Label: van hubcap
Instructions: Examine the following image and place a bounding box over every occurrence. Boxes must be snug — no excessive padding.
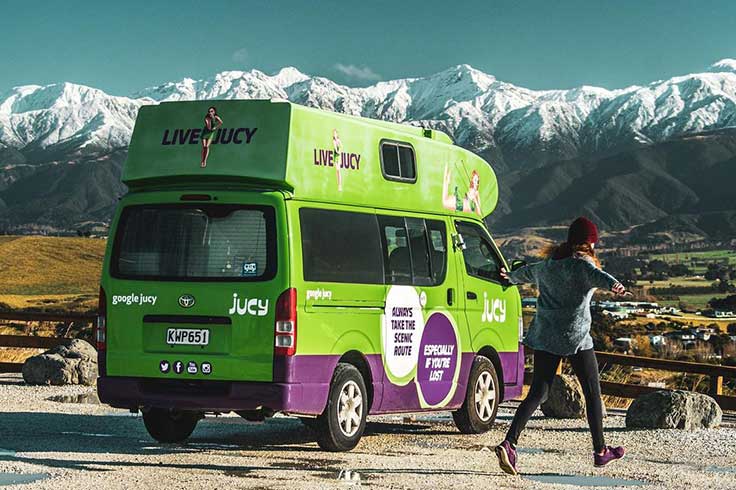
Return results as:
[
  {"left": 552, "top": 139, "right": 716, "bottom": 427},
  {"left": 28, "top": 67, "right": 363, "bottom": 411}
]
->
[
  {"left": 474, "top": 371, "right": 495, "bottom": 421},
  {"left": 337, "top": 381, "right": 363, "bottom": 437}
]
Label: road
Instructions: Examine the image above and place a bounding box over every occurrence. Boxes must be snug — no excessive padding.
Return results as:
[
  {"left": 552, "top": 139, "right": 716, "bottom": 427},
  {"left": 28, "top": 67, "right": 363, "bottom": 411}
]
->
[{"left": 0, "top": 374, "right": 735, "bottom": 489}]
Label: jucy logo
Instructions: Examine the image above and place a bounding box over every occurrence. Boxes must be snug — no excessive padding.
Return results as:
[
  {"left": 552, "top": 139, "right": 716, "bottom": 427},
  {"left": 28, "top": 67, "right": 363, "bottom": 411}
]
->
[
  {"left": 160, "top": 127, "right": 258, "bottom": 146},
  {"left": 481, "top": 292, "right": 506, "bottom": 323},
  {"left": 228, "top": 293, "right": 269, "bottom": 317}
]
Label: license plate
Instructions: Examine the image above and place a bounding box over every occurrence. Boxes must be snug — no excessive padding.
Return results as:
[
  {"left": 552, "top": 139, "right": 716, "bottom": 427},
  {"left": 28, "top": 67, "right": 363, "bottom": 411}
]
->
[{"left": 166, "top": 328, "right": 210, "bottom": 346}]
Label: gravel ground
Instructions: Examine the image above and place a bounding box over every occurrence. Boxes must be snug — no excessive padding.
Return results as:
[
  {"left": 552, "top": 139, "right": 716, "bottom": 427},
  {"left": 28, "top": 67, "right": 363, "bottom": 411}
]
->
[{"left": 0, "top": 374, "right": 735, "bottom": 489}]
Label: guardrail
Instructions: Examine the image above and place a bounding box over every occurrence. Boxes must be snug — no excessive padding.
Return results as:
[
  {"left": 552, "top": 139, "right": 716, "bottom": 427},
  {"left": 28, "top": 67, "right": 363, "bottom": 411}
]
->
[
  {"left": 0, "top": 311, "right": 95, "bottom": 373},
  {"left": 524, "top": 350, "right": 736, "bottom": 411},
  {"left": 595, "top": 351, "right": 736, "bottom": 411}
]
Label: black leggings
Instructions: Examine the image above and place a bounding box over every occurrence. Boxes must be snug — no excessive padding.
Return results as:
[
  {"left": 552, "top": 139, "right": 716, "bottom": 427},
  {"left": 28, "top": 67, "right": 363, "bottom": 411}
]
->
[{"left": 505, "top": 348, "right": 605, "bottom": 452}]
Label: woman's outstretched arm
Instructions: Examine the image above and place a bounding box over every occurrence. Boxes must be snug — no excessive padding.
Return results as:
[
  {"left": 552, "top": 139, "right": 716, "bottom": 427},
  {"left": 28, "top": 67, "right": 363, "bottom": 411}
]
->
[{"left": 501, "top": 263, "right": 538, "bottom": 285}]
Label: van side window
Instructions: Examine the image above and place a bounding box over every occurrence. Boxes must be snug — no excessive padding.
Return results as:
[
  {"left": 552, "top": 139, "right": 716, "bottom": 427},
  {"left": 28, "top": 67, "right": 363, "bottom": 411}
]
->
[
  {"left": 380, "top": 141, "right": 416, "bottom": 182},
  {"left": 379, "top": 216, "right": 446, "bottom": 286},
  {"left": 300, "top": 208, "right": 384, "bottom": 284},
  {"left": 379, "top": 215, "right": 411, "bottom": 285},
  {"left": 455, "top": 221, "right": 503, "bottom": 282}
]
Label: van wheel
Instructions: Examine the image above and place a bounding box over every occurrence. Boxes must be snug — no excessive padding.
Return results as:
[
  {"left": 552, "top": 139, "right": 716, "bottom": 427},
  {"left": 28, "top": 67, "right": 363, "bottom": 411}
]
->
[
  {"left": 143, "top": 408, "right": 201, "bottom": 443},
  {"left": 452, "top": 356, "right": 499, "bottom": 434},
  {"left": 315, "top": 363, "right": 367, "bottom": 451}
]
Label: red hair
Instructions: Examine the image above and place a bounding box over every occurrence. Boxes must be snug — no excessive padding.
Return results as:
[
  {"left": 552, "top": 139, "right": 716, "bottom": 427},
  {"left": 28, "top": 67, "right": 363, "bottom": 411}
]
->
[
  {"left": 540, "top": 242, "right": 601, "bottom": 268},
  {"left": 469, "top": 170, "right": 480, "bottom": 190}
]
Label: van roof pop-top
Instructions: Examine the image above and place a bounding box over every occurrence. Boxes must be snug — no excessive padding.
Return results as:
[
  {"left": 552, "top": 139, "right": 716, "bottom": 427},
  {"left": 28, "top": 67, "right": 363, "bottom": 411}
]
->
[{"left": 97, "top": 99, "right": 523, "bottom": 451}]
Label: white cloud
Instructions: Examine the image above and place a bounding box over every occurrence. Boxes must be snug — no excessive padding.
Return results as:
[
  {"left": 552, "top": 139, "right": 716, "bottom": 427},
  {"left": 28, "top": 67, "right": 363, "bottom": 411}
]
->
[
  {"left": 232, "top": 48, "right": 249, "bottom": 64},
  {"left": 334, "top": 63, "right": 381, "bottom": 81}
]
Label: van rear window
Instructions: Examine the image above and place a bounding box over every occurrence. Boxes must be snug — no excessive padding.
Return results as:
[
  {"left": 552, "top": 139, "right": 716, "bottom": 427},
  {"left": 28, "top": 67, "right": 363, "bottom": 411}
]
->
[{"left": 112, "top": 204, "right": 276, "bottom": 281}]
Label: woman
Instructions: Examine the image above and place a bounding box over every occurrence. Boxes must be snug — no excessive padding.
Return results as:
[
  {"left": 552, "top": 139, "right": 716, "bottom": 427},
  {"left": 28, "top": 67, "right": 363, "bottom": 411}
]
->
[
  {"left": 442, "top": 164, "right": 482, "bottom": 216},
  {"left": 333, "top": 129, "right": 343, "bottom": 191},
  {"left": 201, "top": 106, "right": 223, "bottom": 168},
  {"left": 495, "top": 217, "right": 626, "bottom": 475}
]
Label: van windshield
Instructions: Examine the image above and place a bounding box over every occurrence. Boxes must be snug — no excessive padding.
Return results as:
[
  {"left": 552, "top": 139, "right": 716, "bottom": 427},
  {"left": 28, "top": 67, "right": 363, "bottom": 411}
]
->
[{"left": 112, "top": 204, "right": 276, "bottom": 281}]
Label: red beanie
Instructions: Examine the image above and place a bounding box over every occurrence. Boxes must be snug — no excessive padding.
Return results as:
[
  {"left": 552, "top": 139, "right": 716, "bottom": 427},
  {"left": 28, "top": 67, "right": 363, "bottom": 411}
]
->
[{"left": 568, "top": 217, "right": 599, "bottom": 245}]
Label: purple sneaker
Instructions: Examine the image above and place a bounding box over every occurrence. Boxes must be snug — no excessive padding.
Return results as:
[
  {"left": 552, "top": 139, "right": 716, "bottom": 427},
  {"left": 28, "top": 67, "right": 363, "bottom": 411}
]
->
[
  {"left": 594, "top": 446, "right": 625, "bottom": 467},
  {"left": 495, "top": 440, "right": 518, "bottom": 475}
]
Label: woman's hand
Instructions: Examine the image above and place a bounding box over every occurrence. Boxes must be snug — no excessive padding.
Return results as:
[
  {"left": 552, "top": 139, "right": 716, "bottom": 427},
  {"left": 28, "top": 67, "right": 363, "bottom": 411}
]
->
[{"left": 611, "top": 282, "right": 627, "bottom": 295}]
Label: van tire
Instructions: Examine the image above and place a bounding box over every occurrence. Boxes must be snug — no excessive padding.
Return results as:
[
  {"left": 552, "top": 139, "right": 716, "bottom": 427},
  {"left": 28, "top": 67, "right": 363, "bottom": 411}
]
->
[
  {"left": 315, "top": 363, "right": 367, "bottom": 451},
  {"left": 143, "top": 408, "right": 201, "bottom": 443},
  {"left": 452, "top": 356, "right": 499, "bottom": 434}
]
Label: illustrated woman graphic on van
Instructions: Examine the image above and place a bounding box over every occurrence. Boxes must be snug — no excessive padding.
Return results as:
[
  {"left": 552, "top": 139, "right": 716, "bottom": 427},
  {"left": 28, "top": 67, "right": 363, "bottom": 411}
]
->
[
  {"left": 333, "top": 129, "right": 343, "bottom": 191},
  {"left": 442, "top": 163, "right": 482, "bottom": 216},
  {"left": 201, "top": 106, "right": 223, "bottom": 168}
]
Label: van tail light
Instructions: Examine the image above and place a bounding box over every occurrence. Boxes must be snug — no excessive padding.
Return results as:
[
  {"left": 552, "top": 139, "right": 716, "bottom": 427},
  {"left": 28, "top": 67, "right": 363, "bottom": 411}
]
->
[
  {"left": 96, "top": 287, "right": 107, "bottom": 351},
  {"left": 274, "top": 288, "right": 297, "bottom": 356}
]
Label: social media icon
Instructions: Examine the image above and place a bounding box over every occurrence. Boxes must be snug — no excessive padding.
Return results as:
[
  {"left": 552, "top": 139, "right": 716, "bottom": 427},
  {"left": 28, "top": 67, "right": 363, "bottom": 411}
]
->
[
  {"left": 159, "top": 360, "right": 170, "bottom": 373},
  {"left": 201, "top": 362, "right": 212, "bottom": 375},
  {"left": 173, "top": 360, "right": 184, "bottom": 374},
  {"left": 187, "top": 361, "right": 198, "bottom": 375}
]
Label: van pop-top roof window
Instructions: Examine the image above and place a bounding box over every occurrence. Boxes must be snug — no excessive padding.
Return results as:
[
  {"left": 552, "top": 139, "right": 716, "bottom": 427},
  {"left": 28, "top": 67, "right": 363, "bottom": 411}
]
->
[{"left": 380, "top": 140, "right": 416, "bottom": 183}]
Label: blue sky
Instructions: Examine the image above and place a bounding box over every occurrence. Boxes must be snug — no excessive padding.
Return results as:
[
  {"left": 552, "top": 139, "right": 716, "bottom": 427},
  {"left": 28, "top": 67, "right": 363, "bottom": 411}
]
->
[{"left": 1, "top": 0, "right": 734, "bottom": 94}]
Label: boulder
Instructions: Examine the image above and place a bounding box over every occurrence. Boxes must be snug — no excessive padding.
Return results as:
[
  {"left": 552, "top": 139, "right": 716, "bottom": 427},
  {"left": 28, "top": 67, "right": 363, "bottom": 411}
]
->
[
  {"left": 625, "top": 390, "right": 722, "bottom": 430},
  {"left": 22, "top": 339, "right": 98, "bottom": 386},
  {"left": 541, "top": 375, "right": 586, "bottom": 418}
]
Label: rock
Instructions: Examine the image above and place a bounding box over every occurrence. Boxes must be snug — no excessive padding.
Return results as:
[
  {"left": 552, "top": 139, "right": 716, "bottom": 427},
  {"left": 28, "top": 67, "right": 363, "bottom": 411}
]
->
[
  {"left": 626, "top": 390, "right": 722, "bottom": 430},
  {"left": 541, "top": 375, "right": 586, "bottom": 418},
  {"left": 22, "top": 339, "right": 98, "bottom": 386}
]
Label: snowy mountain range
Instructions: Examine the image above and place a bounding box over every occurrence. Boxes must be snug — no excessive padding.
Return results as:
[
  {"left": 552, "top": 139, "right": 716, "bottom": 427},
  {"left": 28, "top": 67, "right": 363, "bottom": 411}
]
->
[{"left": 1, "top": 60, "right": 736, "bottom": 236}]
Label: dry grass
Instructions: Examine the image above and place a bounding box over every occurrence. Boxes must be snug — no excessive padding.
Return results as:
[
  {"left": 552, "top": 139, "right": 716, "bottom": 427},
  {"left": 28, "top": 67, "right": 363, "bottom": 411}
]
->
[
  {"left": 0, "top": 347, "right": 43, "bottom": 363},
  {"left": 619, "top": 314, "right": 734, "bottom": 332},
  {"left": 0, "top": 294, "right": 98, "bottom": 312},
  {"left": 0, "top": 236, "right": 106, "bottom": 296},
  {"left": 0, "top": 322, "right": 65, "bottom": 363}
]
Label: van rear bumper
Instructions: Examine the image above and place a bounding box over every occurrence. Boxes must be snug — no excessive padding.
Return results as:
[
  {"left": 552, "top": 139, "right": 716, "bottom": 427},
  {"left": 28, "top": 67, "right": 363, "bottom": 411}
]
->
[{"left": 97, "top": 376, "right": 328, "bottom": 415}]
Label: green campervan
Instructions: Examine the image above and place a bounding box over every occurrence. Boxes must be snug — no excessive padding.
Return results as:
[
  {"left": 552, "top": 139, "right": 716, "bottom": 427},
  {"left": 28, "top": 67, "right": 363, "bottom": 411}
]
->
[{"left": 97, "top": 99, "right": 524, "bottom": 451}]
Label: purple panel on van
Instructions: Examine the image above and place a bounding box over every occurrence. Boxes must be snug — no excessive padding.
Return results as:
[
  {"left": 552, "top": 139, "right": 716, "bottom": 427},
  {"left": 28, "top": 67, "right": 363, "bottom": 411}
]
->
[{"left": 98, "top": 347, "right": 524, "bottom": 414}]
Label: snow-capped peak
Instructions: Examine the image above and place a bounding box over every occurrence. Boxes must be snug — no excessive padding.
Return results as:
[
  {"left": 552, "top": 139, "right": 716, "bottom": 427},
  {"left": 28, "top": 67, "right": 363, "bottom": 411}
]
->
[
  {"left": 2, "top": 58, "right": 736, "bottom": 170},
  {"left": 709, "top": 59, "right": 736, "bottom": 73},
  {"left": 271, "top": 67, "right": 310, "bottom": 87}
]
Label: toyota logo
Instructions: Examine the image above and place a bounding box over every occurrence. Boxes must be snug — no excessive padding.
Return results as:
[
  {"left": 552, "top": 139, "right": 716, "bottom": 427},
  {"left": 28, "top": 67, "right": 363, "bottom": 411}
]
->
[{"left": 178, "top": 294, "right": 195, "bottom": 308}]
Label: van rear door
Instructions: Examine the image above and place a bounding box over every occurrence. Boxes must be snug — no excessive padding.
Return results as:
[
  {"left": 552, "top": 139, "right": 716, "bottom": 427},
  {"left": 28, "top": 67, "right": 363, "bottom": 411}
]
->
[{"left": 104, "top": 192, "right": 287, "bottom": 382}]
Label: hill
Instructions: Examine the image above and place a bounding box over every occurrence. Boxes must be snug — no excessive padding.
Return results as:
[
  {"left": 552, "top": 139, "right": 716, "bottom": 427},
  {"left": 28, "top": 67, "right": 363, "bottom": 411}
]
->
[
  {"left": 0, "top": 236, "right": 105, "bottom": 311},
  {"left": 490, "top": 128, "right": 736, "bottom": 240}
]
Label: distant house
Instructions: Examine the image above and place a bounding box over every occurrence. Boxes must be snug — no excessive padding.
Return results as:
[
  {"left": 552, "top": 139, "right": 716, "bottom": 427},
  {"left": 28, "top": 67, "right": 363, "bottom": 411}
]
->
[
  {"left": 665, "top": 330, "right": 696, "bottom": 342},
  {"left": 716, "top": 310, "right": 736, "bottom": 318},
  {"left": 649, "top": 334, "right": 667, "bottom": 348},
  {"left": 614, "top": 337, "right": 633, "bottom": 350},
  {"left": 603, "top": 309, "right": 629, "bottom": 320},
  {"left": 705, "top": 310, "right": 736, "bottom": 319},
  {"left": 655, "top": 306, "right": 680, "bottom": 315}
]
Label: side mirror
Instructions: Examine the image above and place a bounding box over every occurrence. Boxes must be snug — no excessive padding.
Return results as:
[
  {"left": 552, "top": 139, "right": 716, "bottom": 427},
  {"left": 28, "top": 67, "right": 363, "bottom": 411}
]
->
[
  {"left": 452, "top": 233, "right": 466, "bottom": 251},
  {"left": 510, "top": 259, "right": 527, "bottom": 271}
]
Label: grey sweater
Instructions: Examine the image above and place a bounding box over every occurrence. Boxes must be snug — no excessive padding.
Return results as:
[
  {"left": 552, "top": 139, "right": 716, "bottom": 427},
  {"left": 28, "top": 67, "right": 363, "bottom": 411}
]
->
[{"left": 509, "top": 254, "right": 620, "bottom": 356}]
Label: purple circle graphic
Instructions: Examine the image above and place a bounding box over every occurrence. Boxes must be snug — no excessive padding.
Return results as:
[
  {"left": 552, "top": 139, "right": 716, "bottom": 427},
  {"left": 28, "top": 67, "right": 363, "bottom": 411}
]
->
[{"left": 416, "top": 312, "right": 459, "bottom": 406}]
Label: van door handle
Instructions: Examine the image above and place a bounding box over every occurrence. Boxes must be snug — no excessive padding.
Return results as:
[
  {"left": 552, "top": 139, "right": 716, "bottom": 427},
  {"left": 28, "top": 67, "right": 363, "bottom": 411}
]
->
[
  {"left": 447, "top": 288, "right": 454, "bottom": 306},
  {"left": 466, "top": 291, "right": 477, "bottom": 300}
]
